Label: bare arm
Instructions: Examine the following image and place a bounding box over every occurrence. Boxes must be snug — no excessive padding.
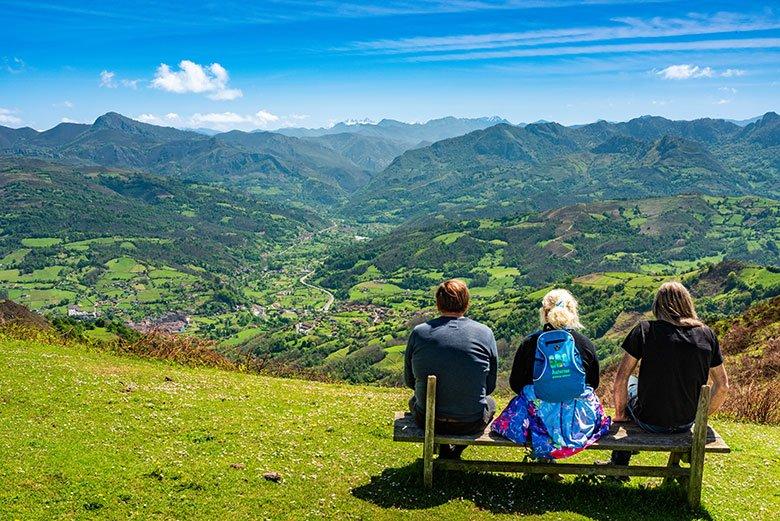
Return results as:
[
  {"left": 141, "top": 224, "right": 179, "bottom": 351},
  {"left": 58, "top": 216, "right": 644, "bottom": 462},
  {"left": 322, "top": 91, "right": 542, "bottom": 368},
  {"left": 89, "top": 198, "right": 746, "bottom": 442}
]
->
[
  {"left": 612, "top": 353, "right": 639, "bottom": 422},
  {"left": 708, "top": 364, "right": 730, "bottom": 414}
]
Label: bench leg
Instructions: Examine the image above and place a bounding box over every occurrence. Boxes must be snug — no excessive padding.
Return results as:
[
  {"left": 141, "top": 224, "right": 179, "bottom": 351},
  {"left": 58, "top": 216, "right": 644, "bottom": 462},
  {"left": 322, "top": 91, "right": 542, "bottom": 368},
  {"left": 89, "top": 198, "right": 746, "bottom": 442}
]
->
[
  {"left": 423, "top": 443, "right": 434, "bottom": 488},
  {"left": 662, "top": 453, "right": 682, "bottom": 488},
  {"left": 687, "top": 385, "right": 711, "bottom": 509},
  {"left": 423, "top": 375, "right": 437, "bottom": 488}
]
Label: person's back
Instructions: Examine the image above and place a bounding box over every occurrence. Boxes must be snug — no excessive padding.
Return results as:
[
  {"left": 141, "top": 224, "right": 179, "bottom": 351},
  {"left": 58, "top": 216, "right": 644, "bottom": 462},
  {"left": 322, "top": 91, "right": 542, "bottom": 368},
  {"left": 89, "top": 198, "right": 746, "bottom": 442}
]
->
[
  {"left": 404, "top": 279, "right": 498, "bottom": 444},
  {"left": 624, "top": 319, "right": 721, "bottom": 427},
  {"left": 609, "top": 281, "right": 729, "bottom": 469},
  {"left": 407, "top": 315, "right": 496, "bottom": 422},
  {"left": 494, "top": 289, "right": 610, "bottom": 461}
]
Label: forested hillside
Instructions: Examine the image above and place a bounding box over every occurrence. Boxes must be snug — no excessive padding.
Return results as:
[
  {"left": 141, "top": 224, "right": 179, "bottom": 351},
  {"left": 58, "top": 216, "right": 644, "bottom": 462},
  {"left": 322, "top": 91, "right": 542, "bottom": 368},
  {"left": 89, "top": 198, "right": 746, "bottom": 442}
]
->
[{"left": 350, "top": 113, "right": 780, "bottom": 222}]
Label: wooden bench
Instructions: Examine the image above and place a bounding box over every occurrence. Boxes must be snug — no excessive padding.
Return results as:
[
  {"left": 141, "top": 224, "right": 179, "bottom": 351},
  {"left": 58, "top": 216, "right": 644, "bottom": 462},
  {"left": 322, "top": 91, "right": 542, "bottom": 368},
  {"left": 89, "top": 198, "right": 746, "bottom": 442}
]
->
[{"left": 393, "top": 375, "right": 730, "bottom": 508}]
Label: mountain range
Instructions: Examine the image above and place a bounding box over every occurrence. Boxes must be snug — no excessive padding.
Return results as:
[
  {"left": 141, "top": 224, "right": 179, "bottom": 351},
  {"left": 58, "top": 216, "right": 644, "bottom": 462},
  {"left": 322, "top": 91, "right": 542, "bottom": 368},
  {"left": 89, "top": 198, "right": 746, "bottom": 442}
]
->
[
  {"left": 349, "top": 112, "right": 780, "bottom": 221},
  {"left": 1, "top": 111, "right": 778, "bottom": 218}
]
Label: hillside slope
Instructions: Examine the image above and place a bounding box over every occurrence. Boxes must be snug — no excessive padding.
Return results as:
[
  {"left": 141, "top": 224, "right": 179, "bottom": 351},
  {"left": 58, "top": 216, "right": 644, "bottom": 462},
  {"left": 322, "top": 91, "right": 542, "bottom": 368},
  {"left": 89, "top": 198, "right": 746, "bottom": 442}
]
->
[
  {"left": 0, "top": 335, "right": 777, "bottom": 520},
  {"left": 349, "top": 113, "right": 779, "bottom": 222},
  {"left": 0, "top": 113, "right": 371, "bottom": 206},
  {"left": 322, "top": 195, "right": 780, "bottom": 292}
]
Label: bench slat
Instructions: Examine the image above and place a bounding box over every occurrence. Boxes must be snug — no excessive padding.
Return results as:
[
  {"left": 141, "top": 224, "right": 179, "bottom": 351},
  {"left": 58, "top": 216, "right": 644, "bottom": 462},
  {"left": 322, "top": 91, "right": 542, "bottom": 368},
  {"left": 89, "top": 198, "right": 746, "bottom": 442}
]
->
[
  {"left": 393, "top": 412, "right": 730, "bottom": 453},
  {"left": 436, "top": 459, "right": 691, "bottom": 477}
]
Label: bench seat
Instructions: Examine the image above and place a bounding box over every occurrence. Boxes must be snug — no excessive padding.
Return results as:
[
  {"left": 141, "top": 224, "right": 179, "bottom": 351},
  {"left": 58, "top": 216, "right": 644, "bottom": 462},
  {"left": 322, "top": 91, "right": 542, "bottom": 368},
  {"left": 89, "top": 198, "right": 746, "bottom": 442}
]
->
[{"left": 393, "top": 411, "right": 731, "bottom": 454}]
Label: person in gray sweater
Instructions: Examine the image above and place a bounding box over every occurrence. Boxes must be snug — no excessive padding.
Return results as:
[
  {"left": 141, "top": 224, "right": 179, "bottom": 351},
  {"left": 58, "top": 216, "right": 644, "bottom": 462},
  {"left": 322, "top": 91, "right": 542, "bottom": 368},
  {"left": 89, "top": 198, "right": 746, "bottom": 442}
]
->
[{"left": 404, "top": 279, "right": 498, "bottom": 459}]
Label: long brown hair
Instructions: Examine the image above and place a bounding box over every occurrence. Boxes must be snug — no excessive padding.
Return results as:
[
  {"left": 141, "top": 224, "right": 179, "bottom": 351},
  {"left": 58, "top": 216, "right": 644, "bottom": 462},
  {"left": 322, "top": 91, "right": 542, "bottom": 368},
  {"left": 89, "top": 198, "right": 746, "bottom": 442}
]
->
[{"left": 652, "top": 281, "right": 704, "bottom": 327}]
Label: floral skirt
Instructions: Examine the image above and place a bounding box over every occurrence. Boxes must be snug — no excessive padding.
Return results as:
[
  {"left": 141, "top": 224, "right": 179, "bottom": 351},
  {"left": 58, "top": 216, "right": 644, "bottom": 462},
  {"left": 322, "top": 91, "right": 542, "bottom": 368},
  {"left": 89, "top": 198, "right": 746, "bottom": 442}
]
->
[{"left": 491, "top": 384, "right": 611, "bottom": 459}]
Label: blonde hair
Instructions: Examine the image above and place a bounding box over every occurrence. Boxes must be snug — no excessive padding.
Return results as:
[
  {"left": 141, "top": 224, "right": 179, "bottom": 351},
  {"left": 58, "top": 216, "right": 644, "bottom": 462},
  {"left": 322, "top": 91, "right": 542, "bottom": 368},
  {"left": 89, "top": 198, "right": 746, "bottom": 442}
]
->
[
  {"left": 653, "top": 281, "right": 703, "bottom": 328},
  {"left": 539, "top": 288, "right": 583, "bottom": 329}
]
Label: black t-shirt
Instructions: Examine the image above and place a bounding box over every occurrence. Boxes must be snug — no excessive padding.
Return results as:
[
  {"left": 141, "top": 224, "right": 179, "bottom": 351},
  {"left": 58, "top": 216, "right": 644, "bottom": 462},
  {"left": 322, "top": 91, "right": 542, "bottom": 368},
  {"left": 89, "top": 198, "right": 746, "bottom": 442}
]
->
[
  {"left": 622, "top": 320, "right": 723, "bottom": 427},
  {"left": 509, "top": 325, "right": 600, "bottom": 395}
]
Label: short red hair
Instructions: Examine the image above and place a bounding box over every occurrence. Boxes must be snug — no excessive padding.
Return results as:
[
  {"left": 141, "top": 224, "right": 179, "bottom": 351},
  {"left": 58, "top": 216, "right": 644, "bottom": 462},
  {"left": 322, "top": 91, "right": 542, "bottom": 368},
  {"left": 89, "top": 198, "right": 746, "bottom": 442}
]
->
[{"left": 436, "top": 279, "right": 470, "bottom": 314}]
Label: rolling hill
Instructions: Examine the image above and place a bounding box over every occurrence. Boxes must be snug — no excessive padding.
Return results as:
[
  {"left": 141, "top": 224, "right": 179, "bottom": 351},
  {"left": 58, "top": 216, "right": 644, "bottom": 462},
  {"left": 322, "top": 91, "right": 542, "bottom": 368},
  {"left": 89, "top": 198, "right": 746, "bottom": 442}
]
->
[
  {"left": 348, "top": 113, "right": 780, "bottom": 222},
  {"left": 322, "top": 195, "right": 779, "bottom": 292},
  {"left": 0, "top": 157, "right": 322, "bottom": 318}
]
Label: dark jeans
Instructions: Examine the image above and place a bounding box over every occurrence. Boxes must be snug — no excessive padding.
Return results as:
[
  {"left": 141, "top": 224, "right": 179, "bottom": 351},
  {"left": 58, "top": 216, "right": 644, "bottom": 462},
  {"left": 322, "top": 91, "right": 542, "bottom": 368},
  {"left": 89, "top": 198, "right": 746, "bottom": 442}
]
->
[
  {"left": 611, "top": 376, "right": 694, "bottom": 465},
  {"left": 410, "top": 396, "right": 496, "bottom": 458}
]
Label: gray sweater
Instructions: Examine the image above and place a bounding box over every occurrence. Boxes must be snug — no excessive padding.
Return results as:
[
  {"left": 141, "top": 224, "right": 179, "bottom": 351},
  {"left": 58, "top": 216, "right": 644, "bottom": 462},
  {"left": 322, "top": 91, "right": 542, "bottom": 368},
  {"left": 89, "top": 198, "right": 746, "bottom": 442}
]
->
[{"left": 404, "top": 316, "right": 498, "bottom": 422}]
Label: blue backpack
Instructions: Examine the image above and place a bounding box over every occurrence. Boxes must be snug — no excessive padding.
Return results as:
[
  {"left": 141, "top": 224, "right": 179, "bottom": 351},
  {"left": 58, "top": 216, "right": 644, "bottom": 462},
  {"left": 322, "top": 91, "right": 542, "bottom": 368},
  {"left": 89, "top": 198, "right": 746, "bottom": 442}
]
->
[{"left": 532, "top": 329, "right": 586, "bottom": 402}]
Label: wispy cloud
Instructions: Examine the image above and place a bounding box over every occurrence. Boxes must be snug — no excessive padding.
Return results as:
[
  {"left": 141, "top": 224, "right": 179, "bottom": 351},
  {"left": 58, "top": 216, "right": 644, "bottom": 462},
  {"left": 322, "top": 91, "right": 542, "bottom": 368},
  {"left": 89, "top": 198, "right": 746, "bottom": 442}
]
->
[
  {"left": 99, "top": 70, "right": 117, "bottom": 88},
  {"left": 404, "top": 38, "right": 780, "bottom": 62},
  {"left": 0, "top": 107, "right": 22, "bottom": 126},
  {"left": 53, "top": 100, "right": 75, "bottom": 108},
  {"left": 151, "top": 60, "right": 242, "bottom": 100},
  {"left": 721, "top": 68, "right": 746, "bottom": 77},
  {"left": 3, "top": 1, "right": 670, "bottom": 27},
  {"left": 655, "top": 64, "right": 749, "bottom": 80},
  {"left": 99, "top": 70, "right": 142, "bottom": 89},
  {"left": 342, "top": 12, "right": 780, "bottom": 56},
  {"left": 2, "top": 56, "right": 26, "bottom": 74}
]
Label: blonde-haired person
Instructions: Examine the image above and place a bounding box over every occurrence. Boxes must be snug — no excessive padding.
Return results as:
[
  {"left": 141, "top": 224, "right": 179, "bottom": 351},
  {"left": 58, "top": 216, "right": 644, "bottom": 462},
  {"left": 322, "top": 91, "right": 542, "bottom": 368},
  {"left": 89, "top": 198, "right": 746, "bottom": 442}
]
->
[
  {"left": 509, "top": 289, "right": 599, "bottom": 393},
  {"left": 494, "top": 288, "right": 609, "bottom": 463},
  {"left": 609, "top": 281, "right": 729, "bottom": 468}
]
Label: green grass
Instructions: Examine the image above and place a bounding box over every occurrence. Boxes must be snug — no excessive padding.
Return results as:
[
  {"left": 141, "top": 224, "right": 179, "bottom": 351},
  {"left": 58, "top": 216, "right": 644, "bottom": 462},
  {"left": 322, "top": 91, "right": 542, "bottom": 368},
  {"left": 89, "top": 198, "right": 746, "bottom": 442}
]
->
[
  {"left": 433, "top": 232, "right": 466, "bottom": 245},
  {"left": 220, "top": 327, "right": 265, "bottom": 348},
  {"left": 0, "top": 337, "right": 777, "bottom": 520},
  {"left": 21, "top": 237, "right": 62, "bottom": 247},
  {"left": 0, "top": 248, "right": 30, "bottom": 267},
  {"left": 349, "top": 281, "right": 404, "bottom": 301}
]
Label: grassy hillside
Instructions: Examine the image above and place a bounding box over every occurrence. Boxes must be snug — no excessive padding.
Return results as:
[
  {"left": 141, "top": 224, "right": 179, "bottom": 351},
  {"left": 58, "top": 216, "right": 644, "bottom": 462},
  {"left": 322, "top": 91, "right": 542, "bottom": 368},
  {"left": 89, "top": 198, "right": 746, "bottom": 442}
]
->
[
  {"left": 0, "top": 157, "right": 323, "bottom": 323},
  {"left": 1, "top": 334, "right": 778, "bottom": 520},
  {"left": 322, "top": 195, "right": 779, "bottom": 293}
]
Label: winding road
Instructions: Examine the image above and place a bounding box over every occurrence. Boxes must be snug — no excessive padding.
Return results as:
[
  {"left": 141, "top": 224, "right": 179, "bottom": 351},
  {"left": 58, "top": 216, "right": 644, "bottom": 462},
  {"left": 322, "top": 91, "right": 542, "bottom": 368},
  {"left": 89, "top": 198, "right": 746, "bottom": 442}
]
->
[{"left": 292, "top": 222, "right": 339, "bottom": 313}]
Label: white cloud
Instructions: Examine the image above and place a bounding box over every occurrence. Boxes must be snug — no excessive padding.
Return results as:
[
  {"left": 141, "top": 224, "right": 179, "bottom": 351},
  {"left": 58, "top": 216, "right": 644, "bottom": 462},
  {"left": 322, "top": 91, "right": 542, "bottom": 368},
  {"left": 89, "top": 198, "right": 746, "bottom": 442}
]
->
[
  {"left": 99, "top": 70, "right": 117, "bottom": 88},
  {"left": 656, "top": 64, "right": 751, "bottom": 80},
  {"left": 651, "top": 99, "right": 671, "bottom": 106},
  {"left": 188, "top": 109, "right": 284, "bottom": 130},
  {"left": 721, "top": 68, "right": 746, "bottom": 77},
  {"left": 719, "top": 86, "right": 738, "bottom": 94},
  {"left": 0, "top": 107, "right": 22, "bottom": 125},
  {"left": 190, "top": 112, "right": 248, "bottom": 127},
  {"left": 165, "top": 113, "right": 180, "bottom": 121},
  {"left": 53, "top": 100, "right": 75, "bottom": 108},
  {"left": 60, "top": 117, "right": 85, "bottom": 124},
  {"left": 656, "top": 64, "right": 713, "bottom": 80},
  {"left": 135, "top": 113, "right": 164, "bottom": 124},
  {"left": 100, "top": 70, "right": 142, "bottom": 89},
  {"left": 716, "top": 99, "right": 732, "bottom": 105},
  {"left": 151, "top": 60, "right": 243, "bottom": 100},
  {"left": 254, "top": 109, "right": 280, "bottom": 125}
]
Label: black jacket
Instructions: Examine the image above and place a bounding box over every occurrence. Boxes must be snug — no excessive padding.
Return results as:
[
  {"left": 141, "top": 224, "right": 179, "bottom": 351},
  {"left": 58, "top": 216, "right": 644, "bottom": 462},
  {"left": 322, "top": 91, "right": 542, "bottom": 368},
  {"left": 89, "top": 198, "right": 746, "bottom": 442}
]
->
[{"left": 509, "top": 325, "right": 600, "bottom": 395}]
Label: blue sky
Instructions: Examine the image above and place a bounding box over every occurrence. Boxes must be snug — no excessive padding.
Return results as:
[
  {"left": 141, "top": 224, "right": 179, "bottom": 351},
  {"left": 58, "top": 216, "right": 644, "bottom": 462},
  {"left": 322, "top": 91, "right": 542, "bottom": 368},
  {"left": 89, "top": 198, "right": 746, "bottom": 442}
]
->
[{"left": 1, "top": 0, "right": 779, "bottom": 131}]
